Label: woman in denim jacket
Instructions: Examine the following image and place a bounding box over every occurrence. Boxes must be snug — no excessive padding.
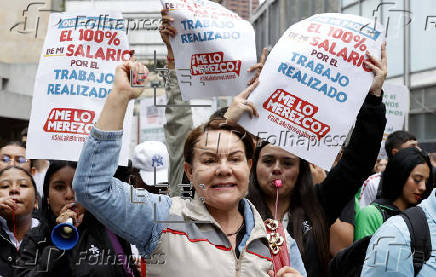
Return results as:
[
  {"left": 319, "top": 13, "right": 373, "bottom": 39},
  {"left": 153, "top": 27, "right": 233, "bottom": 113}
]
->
[{"left": 72, "top": 60, "right": 306, "bottom": 277}]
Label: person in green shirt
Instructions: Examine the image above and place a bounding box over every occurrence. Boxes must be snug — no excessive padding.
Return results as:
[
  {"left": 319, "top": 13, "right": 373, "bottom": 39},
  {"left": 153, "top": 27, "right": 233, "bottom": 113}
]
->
[{"left": 354, "top": 147, "right": 433, "bottom": 240}]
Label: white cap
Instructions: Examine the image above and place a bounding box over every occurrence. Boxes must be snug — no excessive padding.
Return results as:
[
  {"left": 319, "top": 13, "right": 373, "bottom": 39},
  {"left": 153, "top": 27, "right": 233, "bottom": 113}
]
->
[{"left": 132, "top": 141, "right": 169, "bottom": 185}]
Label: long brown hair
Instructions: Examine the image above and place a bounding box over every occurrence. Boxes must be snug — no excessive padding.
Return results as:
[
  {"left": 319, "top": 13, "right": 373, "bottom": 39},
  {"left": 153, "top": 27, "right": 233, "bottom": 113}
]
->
[{"left": 247, "top": 140, "right": 330, "bottom": 275}]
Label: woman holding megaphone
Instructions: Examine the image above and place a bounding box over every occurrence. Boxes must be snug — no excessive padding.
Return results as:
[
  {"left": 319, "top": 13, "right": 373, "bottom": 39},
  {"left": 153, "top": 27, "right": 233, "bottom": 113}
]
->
[{"left": 15, "top": 160, "right": 140, "bottom": 277}]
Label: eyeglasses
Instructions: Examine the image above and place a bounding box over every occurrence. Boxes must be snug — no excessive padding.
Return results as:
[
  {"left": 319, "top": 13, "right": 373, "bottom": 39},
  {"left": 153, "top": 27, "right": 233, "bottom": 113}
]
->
[{"left": 1, "top": 154, "right": 28, "bottom": 164}]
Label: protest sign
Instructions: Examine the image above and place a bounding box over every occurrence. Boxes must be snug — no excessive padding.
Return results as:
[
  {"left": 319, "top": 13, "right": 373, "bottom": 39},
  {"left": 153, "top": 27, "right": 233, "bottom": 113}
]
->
[
  {"left": 160, "top": 0, "right": 256, "bottom": 100},
  {"left": 378, "top": 83, "right": 409, "bottom": 159},
  {"left": 139, "top": 95, "right": 167, "bottom": 142},
  {"left": 239, "top": 13, "right": 385, "bottom": 170},
  {"left": 26, "top": 11, "right": 133, "bottom": 165}
]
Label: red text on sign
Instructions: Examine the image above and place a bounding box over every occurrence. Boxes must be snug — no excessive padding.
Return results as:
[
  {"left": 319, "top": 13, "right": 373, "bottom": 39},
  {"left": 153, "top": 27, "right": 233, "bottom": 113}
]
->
[
  {"left": 263, "top": 89, "right": 330, "bottom": 140},
  {"left": 191, "top": 52, "right": 241, "bottom": 76},
  {"left": 43, "top": 108, "right": 95, "bottom": 136}
]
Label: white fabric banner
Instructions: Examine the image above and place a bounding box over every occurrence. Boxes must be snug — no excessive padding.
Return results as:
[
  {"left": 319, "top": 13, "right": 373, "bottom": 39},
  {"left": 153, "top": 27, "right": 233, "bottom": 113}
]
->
[
  {"left": 239, "top": 13, "right": 385, "bottom": 170},
  {"left": 27, "top": 11, "right": 133, "bottom": 165},
  {"left": 378, "top": 83, "right": 409, "bottom": 159},
  {"left": 160, "top": 0, "right": 256, "bottom": 100}
]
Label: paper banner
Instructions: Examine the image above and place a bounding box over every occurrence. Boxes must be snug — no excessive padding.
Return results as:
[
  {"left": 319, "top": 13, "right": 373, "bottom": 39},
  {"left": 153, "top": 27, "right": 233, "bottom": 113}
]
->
[
  {"left": 161, "top": 0, "right": 256, "bottom": 100},
  {"left": 378, "top": 83, "right": 409, "bottom": 159},
  {"left": 27, "top": 11, "right": 133, "bottom": 165},
  {"left": 239, "top": 13, "right": 385, "bottom": 170}
]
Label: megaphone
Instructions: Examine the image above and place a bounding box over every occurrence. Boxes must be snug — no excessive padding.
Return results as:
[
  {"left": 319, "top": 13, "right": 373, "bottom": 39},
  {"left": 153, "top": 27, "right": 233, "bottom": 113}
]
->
[{"left": 51, "top": 218, "right": 79, "bottom": 250}]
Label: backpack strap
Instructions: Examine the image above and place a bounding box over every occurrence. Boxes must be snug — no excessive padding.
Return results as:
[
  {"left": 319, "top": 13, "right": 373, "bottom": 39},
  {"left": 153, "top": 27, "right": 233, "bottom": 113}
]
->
[
  {"left": 400, "top": 206, "right": 432, "bottom": 276},
  {"left": 373, "top": 204, "right": 390, "bottom": 222},
  {"left": 372, "top": 200, "right": 401, "bottom": 222}
]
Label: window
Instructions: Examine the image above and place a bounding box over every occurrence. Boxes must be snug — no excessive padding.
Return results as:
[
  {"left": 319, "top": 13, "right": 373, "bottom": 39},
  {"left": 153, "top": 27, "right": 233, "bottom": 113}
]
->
[
  {"left": 314, "top": 0, "right": 325, "bottom": 14},
  {"left": 342, "top": 0, "right": 359, "bottom": 8},
  {"left": 1, "top": 77, "right": 9, "bottom": 90},
  {"left": 285, "top": 0, "right": 300, "bottom": 28},
  {"left": 361, "top": 0, "right": 379, "bottom": 19},
  {"left": 299, "top": 0, "right": 312, "bottom": 20},
  {"left": 254, "top": 13, "right": 268, "bottom": 56},
  {"left": 326, "top": 0, "right": 340, "bottom": 12},
  {"left": 410, "top": 86, "right": 436, "bottom": 112},
  {"left": 409, "top": 86, "right": 436, "bottom": 142},
  {"left": 344, "top": 0, "right": 406, "bottom": 77},
  {"left": 381, "top": 0, "right": 405, "bottom": 77},
  {"left": 269, "top": 1, "right": 280, "bottom": 44},
  {"left": 410, "top": 0, "right": 436, "bottom": 72},
  {"left": 342, "top": 3, "right": 359, "bottom": 15},
  {"left": 409, "top": 113, "right": 436, "bottom": 142}
]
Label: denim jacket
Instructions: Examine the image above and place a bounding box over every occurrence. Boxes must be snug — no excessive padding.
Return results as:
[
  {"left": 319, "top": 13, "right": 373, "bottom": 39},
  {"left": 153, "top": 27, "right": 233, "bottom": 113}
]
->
[{"left": 73, "top": 127, "right": 307, "bottom": 276}]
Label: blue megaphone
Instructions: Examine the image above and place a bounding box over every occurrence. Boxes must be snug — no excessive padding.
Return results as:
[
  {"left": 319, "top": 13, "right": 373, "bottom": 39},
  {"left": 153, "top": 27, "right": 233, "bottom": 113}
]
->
[{"left": 51, "top": 218, "right": 79, "bottom": 250}]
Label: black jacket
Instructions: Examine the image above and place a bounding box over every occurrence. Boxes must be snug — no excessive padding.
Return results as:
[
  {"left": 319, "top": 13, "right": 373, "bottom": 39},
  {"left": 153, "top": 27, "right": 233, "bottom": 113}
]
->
[
  {"left": 14, "top": 212, "right": 140, "bottom": 277},
  {"left": 288, "top": 93, "right": 387, "bottom": 277},
  {"left": 0, "top": 223, "right": 19, "bottom": 277}
]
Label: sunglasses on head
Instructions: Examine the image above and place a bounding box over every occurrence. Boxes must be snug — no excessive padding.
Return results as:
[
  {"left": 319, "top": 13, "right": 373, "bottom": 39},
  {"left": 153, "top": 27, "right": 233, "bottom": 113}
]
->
[{"left": 1, "top": 154, "right": 28, "bottom": 164}]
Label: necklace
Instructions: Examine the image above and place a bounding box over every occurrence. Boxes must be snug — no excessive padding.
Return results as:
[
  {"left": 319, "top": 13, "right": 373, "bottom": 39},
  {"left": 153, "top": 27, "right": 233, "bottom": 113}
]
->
[{"left": 226, "top": 221, "right": 245, "bottom": 236}]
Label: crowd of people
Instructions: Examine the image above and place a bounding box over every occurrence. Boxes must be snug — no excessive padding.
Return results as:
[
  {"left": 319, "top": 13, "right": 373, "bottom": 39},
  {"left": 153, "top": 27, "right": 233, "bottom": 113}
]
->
[{"left": 1, "top": 8, "right": 435, "bottom": 277}]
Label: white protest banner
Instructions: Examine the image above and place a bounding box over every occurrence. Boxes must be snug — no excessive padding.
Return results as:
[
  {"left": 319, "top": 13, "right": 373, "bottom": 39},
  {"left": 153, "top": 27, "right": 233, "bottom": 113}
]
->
[
  {"left": 27, "top": 11, "right": 133, "bottom": 165},
  {"left": 378, "top": 83, "right": 409, "bottom": 159},
  {"left": 239, "top": 13, "right": 385, "bottom": 170},
  {"left": 139, "top": 95, "right": 167, "bottom": 142},
  {"left": 160, "top": 0, "right": 256, "bottom": 100}
]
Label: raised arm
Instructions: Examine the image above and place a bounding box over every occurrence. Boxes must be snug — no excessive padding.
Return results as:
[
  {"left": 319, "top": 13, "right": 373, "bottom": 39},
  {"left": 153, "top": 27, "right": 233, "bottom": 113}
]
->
[
  {"left": 95, "top": 60, "right": 147, "bottom": 131},
  {"left": 73, "top": 61, "right": 171, "bottom": 256},
  {"left": 316, "top": 42, "right": 388, "bottom": 225},
  {"left": 224, "top": 48, "right": 269, "bottom": 123}
]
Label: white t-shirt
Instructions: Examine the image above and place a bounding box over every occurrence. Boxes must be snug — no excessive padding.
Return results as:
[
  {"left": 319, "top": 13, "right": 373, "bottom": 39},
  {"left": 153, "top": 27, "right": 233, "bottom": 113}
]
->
[
  {"left": 358, "top": 172, "right": 381, "bottom": 209},
  {"left": 33, "top": 167, "right": 49, "bottom": 197}
]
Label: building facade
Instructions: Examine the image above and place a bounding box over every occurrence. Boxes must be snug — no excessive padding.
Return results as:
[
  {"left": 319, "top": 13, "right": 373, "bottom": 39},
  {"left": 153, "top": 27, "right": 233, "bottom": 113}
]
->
[
  {"left": 221, "top": 0, "right": 259, "bottom": 20},
  {"left": 251, "top": 0, "right": 340, "bottom": 56},
  {"left": 0, "top": 0, "right": 63, "bottom": 145}
]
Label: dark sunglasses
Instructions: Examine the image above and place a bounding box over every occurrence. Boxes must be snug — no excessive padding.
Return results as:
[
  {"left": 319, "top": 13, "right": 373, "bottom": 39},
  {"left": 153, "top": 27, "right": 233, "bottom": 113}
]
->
[{"left": 1, "top": 154, "right": 28, "bottom": 164}]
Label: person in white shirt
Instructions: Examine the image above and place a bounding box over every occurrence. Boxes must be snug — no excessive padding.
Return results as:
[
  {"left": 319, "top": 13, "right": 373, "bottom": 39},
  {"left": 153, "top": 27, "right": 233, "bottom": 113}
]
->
[{"left": 359, "top": 130, "right": 419, "bottom": 209}]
